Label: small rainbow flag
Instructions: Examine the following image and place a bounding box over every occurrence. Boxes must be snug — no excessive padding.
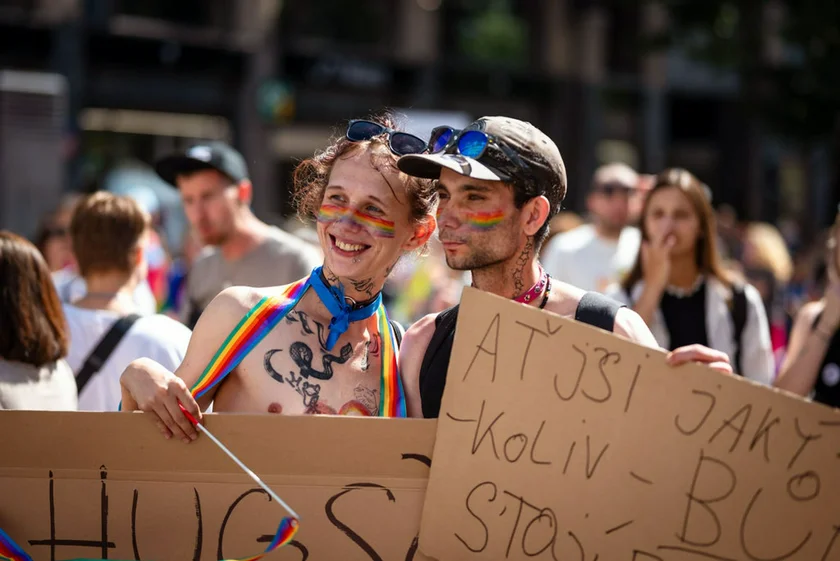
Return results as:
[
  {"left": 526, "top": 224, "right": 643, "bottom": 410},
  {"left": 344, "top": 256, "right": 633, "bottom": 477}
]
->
[
  {"left": 465, "top": 210, "right": 505, "bottom": 230},
  {"left": 190, "top": 281, "right": 307, "bottom": 399},
  {"left": 227, "top": 517, "right": 299, "bottom": 561},
  {"left": 0, "top": 528, "right": 33, "bottom": 561}
]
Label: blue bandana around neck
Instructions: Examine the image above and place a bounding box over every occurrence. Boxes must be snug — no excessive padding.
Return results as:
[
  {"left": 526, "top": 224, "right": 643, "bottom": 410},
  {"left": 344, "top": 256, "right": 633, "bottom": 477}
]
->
[{"left": 308, "top": 266, "right": 382, "bottom": 351}]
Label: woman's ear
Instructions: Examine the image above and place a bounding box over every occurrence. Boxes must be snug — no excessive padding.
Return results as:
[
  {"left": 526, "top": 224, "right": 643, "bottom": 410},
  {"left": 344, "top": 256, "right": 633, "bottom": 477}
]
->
[
  {"left": 522, "top": 196, "right": 550, "bottom": 238},
  {"left": 403, "top": 214, "right": 437, "bottom": 252}
]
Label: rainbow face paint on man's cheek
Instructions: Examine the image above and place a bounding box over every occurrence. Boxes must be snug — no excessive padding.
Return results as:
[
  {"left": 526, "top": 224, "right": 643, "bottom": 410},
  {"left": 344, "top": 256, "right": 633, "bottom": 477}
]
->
[{"left": 464, "top": 210, "right": 505, "bottom": 231}]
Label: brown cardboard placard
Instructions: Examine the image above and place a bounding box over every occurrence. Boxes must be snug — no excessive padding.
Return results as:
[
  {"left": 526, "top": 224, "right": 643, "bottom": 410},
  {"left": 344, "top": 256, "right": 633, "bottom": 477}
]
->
[
  {"left": 0, "top": 411, "right": 436, "bottom": 561},
  {"left": 419, "top": 287, "right": 840, "bottom": 561}
]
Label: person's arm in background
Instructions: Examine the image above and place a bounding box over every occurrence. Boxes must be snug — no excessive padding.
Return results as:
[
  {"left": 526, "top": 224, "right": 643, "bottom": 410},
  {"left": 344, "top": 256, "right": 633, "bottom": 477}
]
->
[{"left": 775, "top": 284, "right": 840, "bottom": 396}]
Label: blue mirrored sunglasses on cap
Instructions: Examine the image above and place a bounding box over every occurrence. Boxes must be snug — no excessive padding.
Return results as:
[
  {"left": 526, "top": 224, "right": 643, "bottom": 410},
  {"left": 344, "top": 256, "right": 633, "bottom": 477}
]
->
[
  {"left": 346, "top": 120, "right": 428, "bottom": 156},
  {"left": 428, "top": 126, "right": 531, "bottom": 172}
]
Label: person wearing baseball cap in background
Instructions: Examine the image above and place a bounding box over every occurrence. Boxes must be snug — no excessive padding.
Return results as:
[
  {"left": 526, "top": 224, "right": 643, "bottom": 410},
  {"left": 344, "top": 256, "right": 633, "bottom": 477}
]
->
[
  {"left": 156, "top": 141, "right": 322, "bottom": 328},
  {"left": 540, "top": 162, "right": 642, "bottom": 293},
  {"left": 395, "top": 116, "right": 735, "bottom": 418}
]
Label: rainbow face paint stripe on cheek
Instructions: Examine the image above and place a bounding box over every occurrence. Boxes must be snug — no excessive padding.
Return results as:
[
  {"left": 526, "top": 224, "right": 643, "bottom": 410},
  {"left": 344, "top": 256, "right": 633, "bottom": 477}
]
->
[
  {"left": 465, "top": 210, "right": 505, "bottom": 230},
  {"left": 317, "top": 204, "right": 395, "bottom": 238},
  {"left": 317, "top": 204, "right": 348, "bottom": 223},
  {"left": 352, "top": 210, "right": 395, "bottom": 238}
]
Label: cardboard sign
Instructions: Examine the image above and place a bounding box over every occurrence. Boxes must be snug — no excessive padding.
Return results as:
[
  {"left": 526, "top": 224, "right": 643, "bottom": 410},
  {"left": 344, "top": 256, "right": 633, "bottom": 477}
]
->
[
  {"left": 419, "top": 287, "right": 840, "bottom": 561},
  {"left": 0, "top": 411, "right": 436, "bottom": 561}
]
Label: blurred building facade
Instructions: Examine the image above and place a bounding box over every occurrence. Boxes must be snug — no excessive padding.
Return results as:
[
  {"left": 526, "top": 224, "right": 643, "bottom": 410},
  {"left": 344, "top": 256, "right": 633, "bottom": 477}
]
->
[{"left": 0, "top": 0, "right": 833, "bottom": 242}]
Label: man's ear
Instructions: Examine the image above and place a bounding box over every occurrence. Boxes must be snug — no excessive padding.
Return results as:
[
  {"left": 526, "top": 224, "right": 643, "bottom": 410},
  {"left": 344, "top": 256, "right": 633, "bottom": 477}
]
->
[
  {"left": 403, "top": 214, "right": 437, "bottom": 252},
  {"left": 237, "top": 180, "right": 253, "bottom": 206},
  {"left": 522, "top": 196, "right": 550, "bottom": 237}
]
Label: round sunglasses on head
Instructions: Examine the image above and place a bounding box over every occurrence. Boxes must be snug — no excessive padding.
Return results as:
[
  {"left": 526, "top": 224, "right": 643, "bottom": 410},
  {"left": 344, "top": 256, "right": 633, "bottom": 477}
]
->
[
  {"left": 346, "top": 120, "right": 427, "bottom": 156},
  {"left": 428, "top": 126, "right": 531, "bottom": 172}
]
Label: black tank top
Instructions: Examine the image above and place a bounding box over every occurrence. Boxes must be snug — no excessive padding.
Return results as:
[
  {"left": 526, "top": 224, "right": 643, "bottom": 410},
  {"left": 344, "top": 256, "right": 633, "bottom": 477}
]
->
[
  {"left": 810, "top": 312, "right": 840, "bottom": 408},
  {"left": 418, "top": 291, "right": 625, "bottom": 418}
]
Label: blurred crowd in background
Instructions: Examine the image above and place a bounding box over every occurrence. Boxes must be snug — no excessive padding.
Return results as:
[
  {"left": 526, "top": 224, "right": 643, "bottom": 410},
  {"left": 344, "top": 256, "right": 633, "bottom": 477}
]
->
[{"left": 2, "top": 0, "right": 840, "bottom": 411}]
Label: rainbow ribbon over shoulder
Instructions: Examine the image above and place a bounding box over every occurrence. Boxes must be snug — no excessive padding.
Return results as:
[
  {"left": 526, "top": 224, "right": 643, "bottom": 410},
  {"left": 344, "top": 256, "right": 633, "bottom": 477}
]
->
[
  {"left": 0, "top": 528, "right": 32, "bottom": 561},
  {"left": 377, "top": 306, "right": 405, "bottom": 417},
  {"left": 190, "top": 280, "right": 307, "bottom": 399}
]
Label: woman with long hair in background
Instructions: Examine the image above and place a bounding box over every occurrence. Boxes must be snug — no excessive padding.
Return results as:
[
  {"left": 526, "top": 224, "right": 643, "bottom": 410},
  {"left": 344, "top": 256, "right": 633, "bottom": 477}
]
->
[{"left": 607, "top": 168, "right": 774, "bottom": 384}]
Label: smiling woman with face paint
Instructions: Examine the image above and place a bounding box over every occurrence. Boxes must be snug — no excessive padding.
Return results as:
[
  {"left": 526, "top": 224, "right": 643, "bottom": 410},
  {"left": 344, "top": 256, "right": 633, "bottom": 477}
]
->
[
  {"left": 119, "top": 114, "right": 437, "bottom": 441},
  {"left": 606, "top": 168, "right": 774, "bottom": 384}
]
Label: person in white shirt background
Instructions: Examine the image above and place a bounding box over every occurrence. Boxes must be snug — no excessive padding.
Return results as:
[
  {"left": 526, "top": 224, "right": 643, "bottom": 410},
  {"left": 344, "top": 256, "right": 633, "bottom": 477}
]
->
[
  {"left": 540, "top": 162, "right": 641, "bottom": 293},
  {"left": 62, "top": 192, "right": 192, "bottom": 411},
  {"left": 40, "top": 192, "right": 160, "bottom": 315}
]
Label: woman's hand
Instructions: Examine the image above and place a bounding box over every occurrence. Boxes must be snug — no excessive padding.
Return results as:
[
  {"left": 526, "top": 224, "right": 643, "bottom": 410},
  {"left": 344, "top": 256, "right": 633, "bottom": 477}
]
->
[
  {"left": 120, "top": 357, "right": 202, "bottom": 443},
  {"left": 641, "top": 232, "right": 676, "bottom": 289}
]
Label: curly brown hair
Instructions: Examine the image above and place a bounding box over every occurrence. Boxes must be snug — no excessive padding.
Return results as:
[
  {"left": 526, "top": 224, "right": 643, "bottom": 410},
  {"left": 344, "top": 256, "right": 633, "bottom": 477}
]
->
[{"left": 293, "top": 112, "right": 437, "bottom": 251}]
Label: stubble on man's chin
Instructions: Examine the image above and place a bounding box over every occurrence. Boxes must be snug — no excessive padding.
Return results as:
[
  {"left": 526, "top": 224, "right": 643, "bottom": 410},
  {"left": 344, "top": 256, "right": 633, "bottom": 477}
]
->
[{"left": 445, "top": 250, "right": 508, "bottom": 272}]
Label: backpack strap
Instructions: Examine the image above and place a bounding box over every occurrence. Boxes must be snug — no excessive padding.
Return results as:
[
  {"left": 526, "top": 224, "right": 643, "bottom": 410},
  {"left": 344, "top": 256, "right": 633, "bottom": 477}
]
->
[
  {"left": 729, "top": 283, "right": 748, "bottom": 376},
  {"left": 389, "top": 318, "right": 405, "bottom": 348},
  {"left": 419, "top": 305, "right": 460, "bottom": 378},
  {"left": 575, "top": 292, "right": 624, "bottom": 333},
  {"left": 418, "top": 305, "right": 460, "bottom": 419},
  {"left": 76, "top": 314, "right": 141, "bottom": 394}
]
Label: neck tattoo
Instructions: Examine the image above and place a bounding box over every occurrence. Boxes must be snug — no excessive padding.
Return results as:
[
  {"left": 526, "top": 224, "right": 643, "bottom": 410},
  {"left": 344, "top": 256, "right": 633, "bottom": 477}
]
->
[{"left": 320, "top": 269, "right": 378, "bottom": 311}]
